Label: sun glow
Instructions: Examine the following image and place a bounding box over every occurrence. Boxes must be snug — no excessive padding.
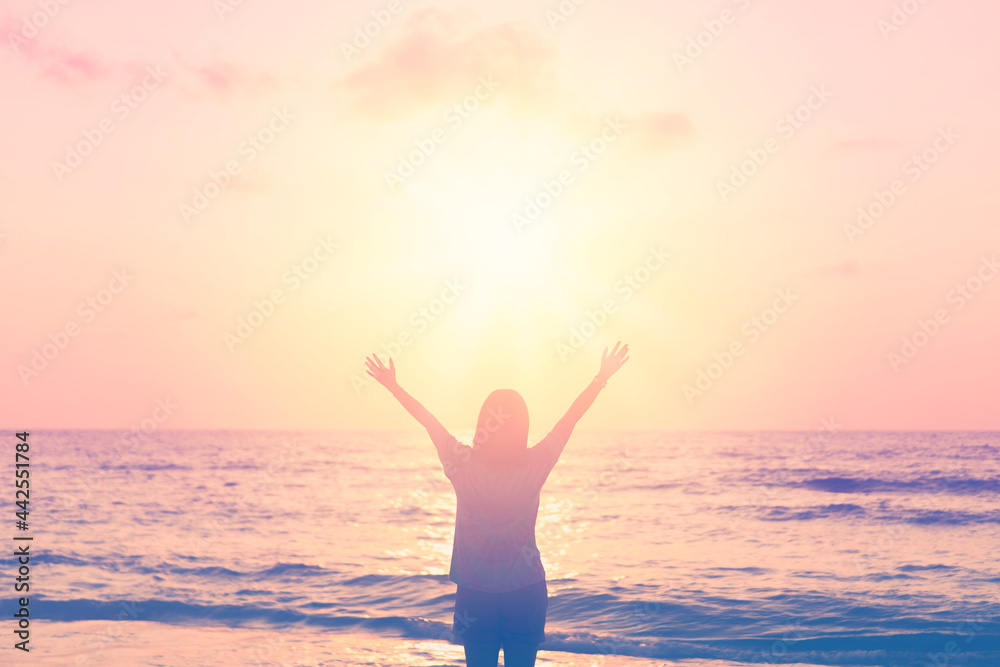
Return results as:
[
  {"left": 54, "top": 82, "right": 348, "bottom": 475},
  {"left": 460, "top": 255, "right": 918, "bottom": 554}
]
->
[
  {"left": 401, "top": 134, "right": 570, "bottom": 288},
  {"left": 382, "top": 112, "right": 622, "bottom": 368},
  {"left": 398, "top": 164, "right": 576, "bottom": 366}
]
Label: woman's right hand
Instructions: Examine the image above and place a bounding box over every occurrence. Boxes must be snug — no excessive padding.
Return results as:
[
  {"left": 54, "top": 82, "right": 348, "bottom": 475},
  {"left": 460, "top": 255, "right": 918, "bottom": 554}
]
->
[
  {"left": 365, "top": 353, "right": 399, "bottom": 392},
  {"left": 598, "top": 341, "right": 629, "bottom": 380}
]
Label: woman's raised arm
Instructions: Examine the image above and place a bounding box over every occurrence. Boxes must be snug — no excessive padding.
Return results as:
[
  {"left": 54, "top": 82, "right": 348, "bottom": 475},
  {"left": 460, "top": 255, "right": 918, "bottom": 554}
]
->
[
  {"left": 365, "top": 354, "right": 450, "bottom": 441},
  {"left": 554, "top": 341, "right": 629, "bottom": 434}
]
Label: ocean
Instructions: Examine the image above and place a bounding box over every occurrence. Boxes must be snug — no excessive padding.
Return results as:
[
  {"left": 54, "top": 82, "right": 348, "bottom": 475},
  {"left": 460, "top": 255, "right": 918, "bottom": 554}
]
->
[{"left": 4, "top": 429, "right": 999, "bottom": 666}]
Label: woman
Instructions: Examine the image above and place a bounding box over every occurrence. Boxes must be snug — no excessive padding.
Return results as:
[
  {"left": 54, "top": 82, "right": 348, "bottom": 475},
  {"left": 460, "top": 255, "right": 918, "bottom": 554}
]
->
[{"left": 365, "top": 342, "right": 629, "bottom": 666}]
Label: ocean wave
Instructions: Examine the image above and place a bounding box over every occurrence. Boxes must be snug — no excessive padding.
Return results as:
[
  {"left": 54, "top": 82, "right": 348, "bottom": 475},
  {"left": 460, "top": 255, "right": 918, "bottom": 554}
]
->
[
  {"left": 759, "top": 503, "right": 867, "bottom": 521},
  {"left": 255, "top": 562, "right": 333, "bottom": 578},
  {"left": 338, "top": 573, "right": 450, "bottom": 587},
  {"left": 165, "top": 565, "right": 245, "bottom": 577},
  {"left": 747, "top": 504, "right": 1000, "bottom": 526},
  {"left": 34, "top": 553, "right": 93, "bottom": 567},
  {"left": 897, "top": 564, "right": 958, "bottom": 572},
  {"left": 27, "top": 598, "right": 1000, "bottom": 666},
  {"left": 629, "top": 483, "right": 682, "bottom": 490},
  {"left": 540, "top": 629, "right": 1000, "bottom": 666},
  {"left": 97, "top": 463, "right": 191, "bottom": 472},
  {"left": 30, "top": 553, "right": 354, "bottom": 585},
  {"left": 799, "top": 476, "right": 1000, "bottom": 495}
]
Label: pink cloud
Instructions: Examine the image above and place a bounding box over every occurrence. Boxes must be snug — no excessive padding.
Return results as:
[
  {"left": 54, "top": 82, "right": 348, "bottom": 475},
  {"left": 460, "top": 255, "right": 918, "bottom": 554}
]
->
[
  {"left": 171, "top": 55, "right": 282, "bottom": 97},
  {"left": 336, "top": 8, "right": 694, "bottom": 153},
  {"left": 37, "top": 48, "right": 111, "bottom": 82},
  {"left": 2, "top": 14, "right": 110, "bottom": 82},
  {"left": 627, "top": 112, "right": 695, "bottom": 154},
  {"left": 337, "top": 8, "right": 564, "bottom": 116},
  {"left": 5, "top": 35, "right": 114, "bottom": 83},
  {"left": 3, "top": 18, "right": 278, "bottom": 97}
]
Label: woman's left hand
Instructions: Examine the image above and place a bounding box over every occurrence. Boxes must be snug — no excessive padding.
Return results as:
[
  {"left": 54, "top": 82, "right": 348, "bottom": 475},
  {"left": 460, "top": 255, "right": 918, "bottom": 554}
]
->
[{"left": 598, "top": 341, "right": 629, "bottom": 380}]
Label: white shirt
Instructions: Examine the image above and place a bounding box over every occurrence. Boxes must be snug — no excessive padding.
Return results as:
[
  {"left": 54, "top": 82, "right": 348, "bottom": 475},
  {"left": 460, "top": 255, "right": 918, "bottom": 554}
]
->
[{"left": 432, "top": 425, "right": 572, "bottom": 593}]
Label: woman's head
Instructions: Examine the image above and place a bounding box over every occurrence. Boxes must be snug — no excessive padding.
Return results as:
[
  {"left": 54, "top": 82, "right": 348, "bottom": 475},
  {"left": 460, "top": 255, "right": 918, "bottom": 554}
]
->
[{"left": 472, "top": 389, "right": 529, "bottom": 467}]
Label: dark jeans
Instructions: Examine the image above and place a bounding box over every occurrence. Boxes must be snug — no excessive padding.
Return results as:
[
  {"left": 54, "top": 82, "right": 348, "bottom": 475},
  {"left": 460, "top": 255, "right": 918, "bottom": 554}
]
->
[{"left": 453, "top": 580, "right": 547, "bottom": 666}]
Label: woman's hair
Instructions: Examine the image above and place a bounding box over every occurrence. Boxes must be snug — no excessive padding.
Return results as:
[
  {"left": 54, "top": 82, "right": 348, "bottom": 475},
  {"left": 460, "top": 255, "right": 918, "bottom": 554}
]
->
[{"left": 471, "top": 389, "right": 529, "bottom": 468}]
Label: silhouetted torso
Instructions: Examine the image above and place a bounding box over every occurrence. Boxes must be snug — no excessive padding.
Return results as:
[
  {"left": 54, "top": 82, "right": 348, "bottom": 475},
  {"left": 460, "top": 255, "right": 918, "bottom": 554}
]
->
[{"left": 433, "top": 427, "right": 571, "bottom": 593}]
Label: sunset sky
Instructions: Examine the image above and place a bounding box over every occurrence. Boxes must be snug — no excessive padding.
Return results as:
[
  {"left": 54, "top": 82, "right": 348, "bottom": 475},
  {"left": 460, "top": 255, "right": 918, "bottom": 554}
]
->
[{"left": 2, "top": 0, "right": 998, "bottom": 432}]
